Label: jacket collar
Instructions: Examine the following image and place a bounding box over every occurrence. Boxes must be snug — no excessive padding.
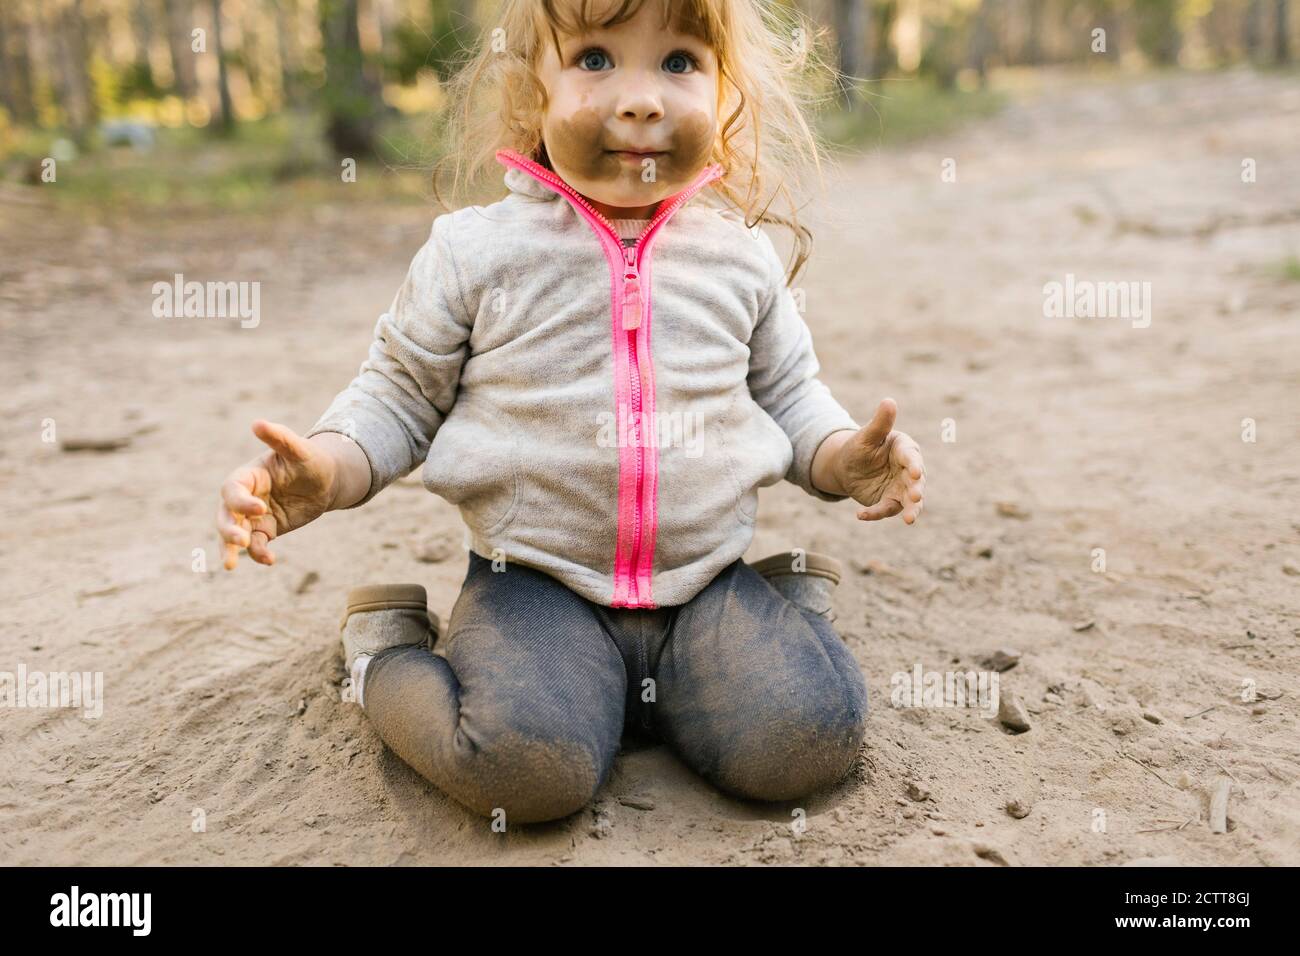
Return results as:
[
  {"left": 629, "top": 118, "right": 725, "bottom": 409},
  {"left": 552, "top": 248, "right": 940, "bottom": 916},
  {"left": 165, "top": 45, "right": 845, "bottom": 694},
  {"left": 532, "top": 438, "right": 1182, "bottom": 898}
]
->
[
  {"left": 503, "top": 164, "right": 559, "bottom": 201},
  {"left": 499, "top": 148, "right": 724, "bottom": 213}
]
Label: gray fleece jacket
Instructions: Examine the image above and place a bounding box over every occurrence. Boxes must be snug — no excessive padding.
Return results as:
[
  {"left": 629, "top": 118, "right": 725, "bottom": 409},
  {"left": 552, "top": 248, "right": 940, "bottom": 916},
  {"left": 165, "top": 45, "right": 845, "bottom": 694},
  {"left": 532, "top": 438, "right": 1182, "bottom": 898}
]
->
[{"left": 308, "top": 148, "right": 860, "bottom": 608}]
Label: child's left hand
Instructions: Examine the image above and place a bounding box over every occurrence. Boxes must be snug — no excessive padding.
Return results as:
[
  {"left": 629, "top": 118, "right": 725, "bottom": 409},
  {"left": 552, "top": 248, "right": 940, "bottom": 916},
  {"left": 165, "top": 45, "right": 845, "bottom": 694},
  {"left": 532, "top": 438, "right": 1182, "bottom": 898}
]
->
[{"left": 829, "top": 398, "right": 926, "bottom": 524}]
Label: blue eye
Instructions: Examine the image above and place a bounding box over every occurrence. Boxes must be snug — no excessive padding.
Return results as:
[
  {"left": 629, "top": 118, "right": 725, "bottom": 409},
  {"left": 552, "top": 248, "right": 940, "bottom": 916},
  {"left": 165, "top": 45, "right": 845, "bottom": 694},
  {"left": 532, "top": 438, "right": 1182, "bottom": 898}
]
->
[
  {"left": 577, "top": 48, "right": 610, "bottom": 70},
  {"left": 573, "top": 46, "right": 699, "bottom": 73},
  {"left": 664, "top": 51, "right": 697, "bottom": 74}
]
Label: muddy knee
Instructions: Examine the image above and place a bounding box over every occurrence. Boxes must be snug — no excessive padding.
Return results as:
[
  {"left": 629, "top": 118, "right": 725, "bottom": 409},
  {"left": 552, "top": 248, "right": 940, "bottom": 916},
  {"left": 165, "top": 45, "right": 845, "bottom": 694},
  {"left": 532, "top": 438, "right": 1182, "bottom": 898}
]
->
[
  {"left": 448, "top": 731, "right": 608, "bottom": 824},
  {"left": 362, "top": 637, "right": 622, "bottom": 826},
  {"left": 711, "top": 687, "right": 867, "bottom": 802}
]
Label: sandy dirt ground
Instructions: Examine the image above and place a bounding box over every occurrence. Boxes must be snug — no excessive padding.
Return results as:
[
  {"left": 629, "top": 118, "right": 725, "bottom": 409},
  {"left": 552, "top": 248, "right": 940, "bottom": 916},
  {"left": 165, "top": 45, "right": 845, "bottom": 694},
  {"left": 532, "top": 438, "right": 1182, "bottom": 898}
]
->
[{"left": 1, "top": 68, "right": 1297, "bottom": 866}]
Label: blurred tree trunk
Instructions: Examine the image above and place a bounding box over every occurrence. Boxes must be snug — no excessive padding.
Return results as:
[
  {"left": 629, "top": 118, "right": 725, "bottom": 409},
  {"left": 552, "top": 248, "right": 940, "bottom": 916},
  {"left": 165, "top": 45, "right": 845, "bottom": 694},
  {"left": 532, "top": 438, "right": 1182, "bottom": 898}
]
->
[
  {"left": 131, "top": 0, "right": 157, "bottom": 88},
  {"left": 53, "top": 0, "right": 97, "bottom": 138},
  {"left": 967, "top": 0, "right": 997, "bottom": 86},
  {"left": 164, "top": 0, "right": 198, "bottom": 98},
  {"left": 1095, "top": 1, "right": 1121, "bottom": 63},
  {"left": 1245, "top": 0, "right": 1264, "bottom": 59},
  {"left": 1023, "top": 0, "right": 1043, "bottom": 65},
  {"left": 1135, "top": 0, "right": 1181, "bottom": 65},
  {"left": 238, "top": 1, "right": 263, "bottom": 102},
  {"left": 209, "top": 0, "right": 234, "bottom": 132},
  {"left": 0, "top": 1, "right": 37, "bottom": 124},
  {"left": 1277, "top": 0, "right": 1292, "bottom": 62},
  {"left": 276, "top": 0, "right": 302, "bottom": 105},
  {"left": 319, "top": 0, "right": 381, "bottom": 157},
  {"left": 833, "top": 0, "right": 869, "bottom": 108},
  {"left": 872, "top": 0, "right": 898, "bottom": 76}
]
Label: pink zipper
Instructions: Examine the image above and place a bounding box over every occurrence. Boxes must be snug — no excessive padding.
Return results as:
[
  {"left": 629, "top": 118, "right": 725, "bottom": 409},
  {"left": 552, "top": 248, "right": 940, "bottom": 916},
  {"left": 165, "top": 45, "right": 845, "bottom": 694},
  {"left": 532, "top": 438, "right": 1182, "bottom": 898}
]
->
[{"left": 495, "top": 147, "right": 725, "bottom": 607}]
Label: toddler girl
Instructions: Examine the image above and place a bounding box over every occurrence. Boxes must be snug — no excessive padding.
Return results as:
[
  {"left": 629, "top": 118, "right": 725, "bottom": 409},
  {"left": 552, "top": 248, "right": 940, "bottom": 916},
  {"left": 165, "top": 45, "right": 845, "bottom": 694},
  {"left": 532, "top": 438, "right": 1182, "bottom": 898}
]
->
[{"left": 215, "top": 0, "right": 925, "bottom": 824}]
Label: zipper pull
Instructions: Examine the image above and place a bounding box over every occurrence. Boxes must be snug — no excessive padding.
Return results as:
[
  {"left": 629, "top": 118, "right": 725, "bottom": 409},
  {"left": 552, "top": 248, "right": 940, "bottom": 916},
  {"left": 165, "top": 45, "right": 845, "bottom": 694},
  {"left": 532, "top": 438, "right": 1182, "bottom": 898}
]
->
[{"left": 622, "top": 247, "right": 642, "bottom": 330}]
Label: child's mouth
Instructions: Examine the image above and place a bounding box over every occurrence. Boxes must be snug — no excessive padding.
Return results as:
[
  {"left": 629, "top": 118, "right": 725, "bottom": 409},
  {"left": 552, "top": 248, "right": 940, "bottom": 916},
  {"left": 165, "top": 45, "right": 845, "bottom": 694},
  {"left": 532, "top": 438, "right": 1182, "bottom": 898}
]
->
[{"left": 608, "top": 150, "right": 668, "bottom": 162}]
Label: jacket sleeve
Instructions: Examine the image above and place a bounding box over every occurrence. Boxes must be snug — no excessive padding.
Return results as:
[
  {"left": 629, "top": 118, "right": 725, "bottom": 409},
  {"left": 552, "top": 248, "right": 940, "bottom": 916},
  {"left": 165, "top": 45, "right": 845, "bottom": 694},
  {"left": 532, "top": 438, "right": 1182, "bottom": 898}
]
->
[
  {"left": 306, "top": 213, "right": 473, "bottom": 507},
  {"left": 747, "top": 228, "right": 860, "bottom": 502}
]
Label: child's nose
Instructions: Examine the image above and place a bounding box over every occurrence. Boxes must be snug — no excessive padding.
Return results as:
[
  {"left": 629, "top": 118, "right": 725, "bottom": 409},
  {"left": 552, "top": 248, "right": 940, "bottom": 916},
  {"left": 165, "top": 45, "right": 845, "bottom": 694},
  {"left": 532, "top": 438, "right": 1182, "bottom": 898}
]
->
[{"left": 613, "top": 79, "right": 665, "bottom": 122}]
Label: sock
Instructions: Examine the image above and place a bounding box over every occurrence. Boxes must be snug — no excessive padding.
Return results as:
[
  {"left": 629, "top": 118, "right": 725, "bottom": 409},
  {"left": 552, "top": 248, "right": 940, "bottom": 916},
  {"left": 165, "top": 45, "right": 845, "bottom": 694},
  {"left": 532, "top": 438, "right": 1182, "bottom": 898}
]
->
[{"left": 351, "top": 653, "right": 373, "bottom": 709}]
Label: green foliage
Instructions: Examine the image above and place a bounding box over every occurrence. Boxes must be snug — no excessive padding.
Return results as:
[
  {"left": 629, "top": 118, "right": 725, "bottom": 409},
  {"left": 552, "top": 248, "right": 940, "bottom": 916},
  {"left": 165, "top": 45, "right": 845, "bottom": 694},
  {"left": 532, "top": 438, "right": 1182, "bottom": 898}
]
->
[
  {"left": 0, "top": 111, "right": 433, "bottom": 213},
  {"left": 1134, "top": 0, "right": 1183, "bottom": 65},
  {"left": 1273, "top": 255, "right": 1300, "bottom": 282},
  {"left": 388, "top": 3, "right": 473, "bottom": 85},
  {"left": 113, "top": 62, "right": 166, "bottom": 104},
  {"left": 818, "top": 77, "right": 1006, "bottom": 148}
]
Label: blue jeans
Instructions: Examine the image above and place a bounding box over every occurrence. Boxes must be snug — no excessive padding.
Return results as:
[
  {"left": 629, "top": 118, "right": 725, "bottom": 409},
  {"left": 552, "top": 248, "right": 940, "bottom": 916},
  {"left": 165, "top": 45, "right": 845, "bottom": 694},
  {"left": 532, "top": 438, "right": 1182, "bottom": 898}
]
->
[{"left": 362, "top": 550, "right": 868, "bottom": 824}]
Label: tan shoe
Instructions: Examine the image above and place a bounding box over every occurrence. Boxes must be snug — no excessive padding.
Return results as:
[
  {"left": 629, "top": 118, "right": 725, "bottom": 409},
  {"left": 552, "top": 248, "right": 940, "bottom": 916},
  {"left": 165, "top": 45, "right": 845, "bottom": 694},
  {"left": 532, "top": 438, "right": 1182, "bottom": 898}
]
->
[
  {"left": 339, "top": 583, "right": 440, "bottom": 673},
  {"left": 748, "top": 551, "right": 844, "bottom": 625}
]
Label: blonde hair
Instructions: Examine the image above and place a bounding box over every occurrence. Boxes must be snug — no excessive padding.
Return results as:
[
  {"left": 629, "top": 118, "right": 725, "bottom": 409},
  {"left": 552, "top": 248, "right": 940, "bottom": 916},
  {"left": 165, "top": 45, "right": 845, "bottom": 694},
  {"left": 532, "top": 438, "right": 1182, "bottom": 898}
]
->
[{"left": 431, "top": 0, "right": 842, "bottom": 286}]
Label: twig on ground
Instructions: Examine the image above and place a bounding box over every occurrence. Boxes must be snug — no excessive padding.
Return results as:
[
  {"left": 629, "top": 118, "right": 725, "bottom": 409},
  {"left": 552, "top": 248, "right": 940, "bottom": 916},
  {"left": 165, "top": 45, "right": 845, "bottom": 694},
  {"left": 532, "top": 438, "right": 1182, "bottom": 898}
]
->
[{"left": 1122, "top": 752, "right": 1179, "bottom": 790}]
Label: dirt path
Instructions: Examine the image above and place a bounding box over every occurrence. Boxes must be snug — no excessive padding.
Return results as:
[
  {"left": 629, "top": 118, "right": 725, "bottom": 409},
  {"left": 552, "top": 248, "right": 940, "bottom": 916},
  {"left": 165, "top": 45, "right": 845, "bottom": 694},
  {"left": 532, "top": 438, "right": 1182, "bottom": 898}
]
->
[{"left": 2, "top": 68, "right": 1297, "bottom": 865}]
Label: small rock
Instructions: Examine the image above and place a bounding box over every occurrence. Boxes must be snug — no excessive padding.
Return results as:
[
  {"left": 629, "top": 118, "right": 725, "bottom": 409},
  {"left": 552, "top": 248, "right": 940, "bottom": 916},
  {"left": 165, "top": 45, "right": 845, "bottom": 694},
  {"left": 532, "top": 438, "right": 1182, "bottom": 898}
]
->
[
  {"left": 930, "top": 825, "right": 947, "bottom": 836},
  {"left": 412, "top": 535, "right": 457, "bottom": 564},
  {"left": 60, "top": 435, "right": 133, "bottom": 453},
  {"left": 590, "top": 813, "right": 613, "bottom": 839},
  {"left": 973, "top": 842, "right": 1009, "bottom": 865},
  {"left": 1252, "top": 704, "right": 1267, "bottom": 716},
  {"left": 901, "top": 807, "right": 916, "bottom": 819},
  {"left": 995, "top": 502, "right": 1030, "bottom": 520},
  {"left": 1072, "top": 619, "right": 1096, "bottom": 632},
  {"left": 936, "top": 565, "right": 957, "bottom": 581},
  {"left": 617, "top": 794, "right": 655, "bottom": 811},
  {"left": 905, "top": 781, "right": 931, "bottom": 802},
  {"left": 998, "top": 693, "right": 1032, "bottom": 733},
  {"left": 1142, "top": 709, "right": 1163, "bottom": 724},
  {"left": 857, "top": 559, "right": 895, "bottom": 576},
  {"left": 1080, "top": 680, "right": 1108, "bottom": 713},
  {"left": 1043, "top": 692, "right": 1065, "bottom": 705},
  {"left": 1005, "top": 798, "right": 1031, "bottom": 819},
  {"left": 980, "top": 648, "right": 1021, "bottom": 672},
  {"left": 1282, "top": 562, "right": 1300, "bottom": 577},
  {"left": 295, "top": 571, "right": 320, "bottom": 595},
  {"left": 1177, "top": 771, "right": 1194, "bottom": 790},
  {"left": 971, "top": 544, "right": 994, "bottom": 559}
]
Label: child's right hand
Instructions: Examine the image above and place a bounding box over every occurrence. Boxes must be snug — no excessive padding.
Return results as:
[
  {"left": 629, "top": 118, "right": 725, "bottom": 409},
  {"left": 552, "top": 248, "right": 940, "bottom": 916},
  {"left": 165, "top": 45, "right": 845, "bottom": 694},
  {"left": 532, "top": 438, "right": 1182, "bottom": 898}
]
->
[{"left": 215, "top": 420, "right": 339, "bottom": 570}]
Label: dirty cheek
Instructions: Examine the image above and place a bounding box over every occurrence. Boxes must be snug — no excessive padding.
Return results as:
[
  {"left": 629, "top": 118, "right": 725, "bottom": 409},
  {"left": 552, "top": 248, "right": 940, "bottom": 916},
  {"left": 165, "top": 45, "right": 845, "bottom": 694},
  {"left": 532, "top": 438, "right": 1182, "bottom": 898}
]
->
[
  {"left": 550, "top": 106, "right": 619, "bottom": 181},
  {"left": 667, "top": 109, "right": 716, "bottom": 178}
]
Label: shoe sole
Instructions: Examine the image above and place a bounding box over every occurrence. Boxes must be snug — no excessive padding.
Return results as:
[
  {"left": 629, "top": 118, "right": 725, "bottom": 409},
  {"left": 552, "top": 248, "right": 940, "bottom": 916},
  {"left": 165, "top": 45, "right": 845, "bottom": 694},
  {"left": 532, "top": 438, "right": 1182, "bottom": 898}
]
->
[{"left": 748, "top": 551, "right": 843, "bottom": 585}]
